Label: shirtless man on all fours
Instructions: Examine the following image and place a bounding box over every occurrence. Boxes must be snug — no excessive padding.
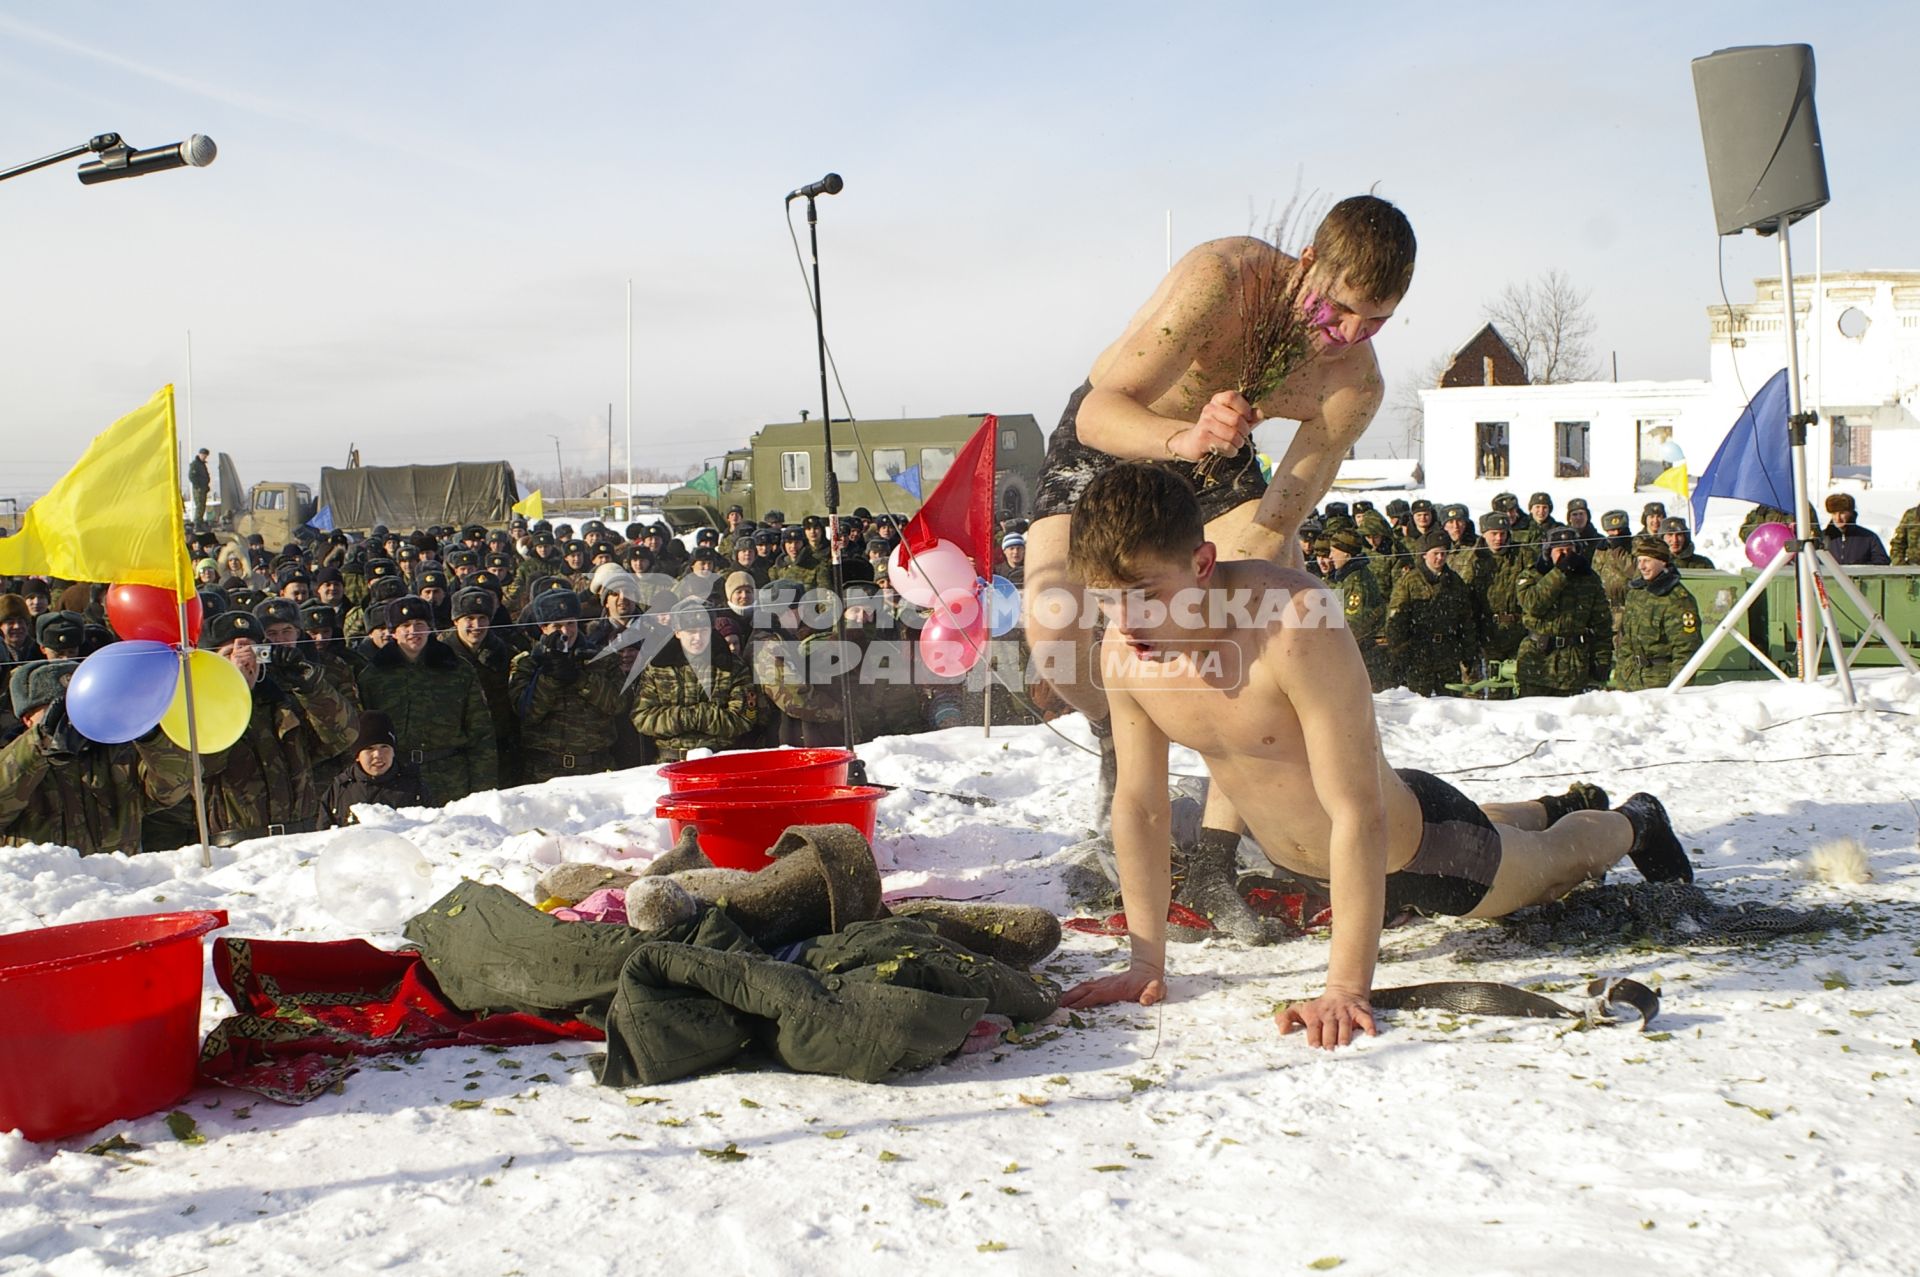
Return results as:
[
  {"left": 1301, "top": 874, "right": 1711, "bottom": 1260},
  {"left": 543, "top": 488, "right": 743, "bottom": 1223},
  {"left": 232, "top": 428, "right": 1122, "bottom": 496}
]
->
[
  {"left": 1056, "top": 463, "right": 1694, "bottom": 1049},
  {"left": 1020, "top": 195, "right": 1415, "bottom": 937}
]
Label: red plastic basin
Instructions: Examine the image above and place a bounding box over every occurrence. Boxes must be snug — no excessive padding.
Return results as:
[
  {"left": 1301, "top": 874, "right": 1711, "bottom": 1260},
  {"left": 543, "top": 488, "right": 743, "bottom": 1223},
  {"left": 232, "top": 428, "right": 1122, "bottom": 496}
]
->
[
  {"left": 658, "top": 747, "right": 853, "bottom": 795},
  {"left": 655, "top": 784, "right": 885, "bottom": 870},
  {"left": 0, "top": 910, "right": 227, "bottom": 1141}
]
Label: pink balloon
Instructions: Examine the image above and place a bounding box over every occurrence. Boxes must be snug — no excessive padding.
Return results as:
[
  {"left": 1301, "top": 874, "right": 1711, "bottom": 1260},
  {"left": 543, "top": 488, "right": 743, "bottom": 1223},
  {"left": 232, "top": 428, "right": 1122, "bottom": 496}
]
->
[
  {"left": 931, "top": 585, "right": 983, "bottom": 631},
  {"left": 918, "top": 600, "right": 986, "bottom": 678},
  {"left": 889, "top": 539, "right": 976, "bottom": 608},
  {"left": 1744, "top": 521, "right": 1795, "bottom": 568}
]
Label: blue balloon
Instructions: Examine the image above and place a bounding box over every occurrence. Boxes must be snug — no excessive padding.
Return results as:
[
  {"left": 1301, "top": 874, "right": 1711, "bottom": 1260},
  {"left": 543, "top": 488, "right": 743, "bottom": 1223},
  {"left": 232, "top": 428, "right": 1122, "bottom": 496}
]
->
[
  {"left": 1660, "top": 440, "right": 1685, "bottom": 464},
  {"left": 65, "top": 640, "right": 179, "bottom": 744},
  {"left": 986, "top": 575, "right": 1022, "bottom": 637}
]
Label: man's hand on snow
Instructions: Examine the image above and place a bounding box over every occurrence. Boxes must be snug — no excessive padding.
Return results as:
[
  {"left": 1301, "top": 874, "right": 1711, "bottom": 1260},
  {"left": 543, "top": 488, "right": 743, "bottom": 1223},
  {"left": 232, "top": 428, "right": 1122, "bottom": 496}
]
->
[
  {"left": 1060, "top": 966, "right": 1166, "bottom": 1010},
  {"left": 1276, "top": 988, "right": 1377, "bottom": 1049}
]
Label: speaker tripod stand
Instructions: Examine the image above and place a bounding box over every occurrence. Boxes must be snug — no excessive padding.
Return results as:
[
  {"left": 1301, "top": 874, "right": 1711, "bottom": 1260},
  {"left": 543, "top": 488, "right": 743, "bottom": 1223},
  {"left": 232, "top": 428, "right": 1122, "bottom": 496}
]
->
[{"left": 1667, "top": 213, "right": 1918, "bottom": 701}]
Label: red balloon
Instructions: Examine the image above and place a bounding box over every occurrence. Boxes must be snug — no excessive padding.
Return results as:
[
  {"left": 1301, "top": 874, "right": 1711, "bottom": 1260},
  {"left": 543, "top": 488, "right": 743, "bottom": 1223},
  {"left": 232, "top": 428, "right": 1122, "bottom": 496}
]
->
[
  {"left": 919, "top": 589, "right": 987, "bottom": 678},
  {"left": 105, "top": 583, "right": 202, "bottom": 645}
]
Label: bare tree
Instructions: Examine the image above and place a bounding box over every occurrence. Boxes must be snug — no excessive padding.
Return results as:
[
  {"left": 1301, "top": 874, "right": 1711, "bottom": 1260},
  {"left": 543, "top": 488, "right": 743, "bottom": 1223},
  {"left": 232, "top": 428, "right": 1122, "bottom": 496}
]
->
[
  {"left": 1484, "top": 269, "right": 1601, "bottom": 384},
  {"left": 1388, "top": 351, "right": 1451, "bottom": 461}
]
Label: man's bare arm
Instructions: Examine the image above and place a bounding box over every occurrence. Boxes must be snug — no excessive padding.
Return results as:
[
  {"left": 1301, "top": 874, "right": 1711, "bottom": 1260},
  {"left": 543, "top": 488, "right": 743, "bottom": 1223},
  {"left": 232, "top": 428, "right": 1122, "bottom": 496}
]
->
[
  {"left": 1076, "top": 242, "right": 1260, "bottom": 465},
  {"left": 1266, "top": 592, "right": 1389, "bottom": 1047},
  {"left": 1060, "top": 658, "right": 1172, "bottom": 1009},
  {"left": 1234, "top": 367, "right": 1386, "bottom": 566}
]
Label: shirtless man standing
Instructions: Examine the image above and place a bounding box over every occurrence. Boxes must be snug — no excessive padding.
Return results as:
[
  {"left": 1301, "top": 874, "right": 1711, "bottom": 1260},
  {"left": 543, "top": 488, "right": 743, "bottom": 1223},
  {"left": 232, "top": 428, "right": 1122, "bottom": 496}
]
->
[
  {"left": 1021, "top": 196, "right": 1415, "bottom": 938},
  {"left": 1056, "top": 463, "right": 1693, "bottom": 1048}
]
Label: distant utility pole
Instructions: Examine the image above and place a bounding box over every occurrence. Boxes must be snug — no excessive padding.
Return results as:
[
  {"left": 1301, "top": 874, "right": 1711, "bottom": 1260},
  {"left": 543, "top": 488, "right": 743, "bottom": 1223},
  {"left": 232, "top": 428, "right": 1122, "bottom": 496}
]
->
[{"left": 549, "top": 434, "right": 564, "bottom": 501}]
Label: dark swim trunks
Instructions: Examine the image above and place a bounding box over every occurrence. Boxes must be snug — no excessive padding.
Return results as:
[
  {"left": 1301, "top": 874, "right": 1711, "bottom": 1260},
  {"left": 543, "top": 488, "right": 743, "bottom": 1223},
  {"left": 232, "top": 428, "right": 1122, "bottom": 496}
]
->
[
  {"left": 1032, "top": 381, "right": 1268, "bottom": 524},
  {"left": 1383, "top": 769, "right": 1504, "bottom": 917}
]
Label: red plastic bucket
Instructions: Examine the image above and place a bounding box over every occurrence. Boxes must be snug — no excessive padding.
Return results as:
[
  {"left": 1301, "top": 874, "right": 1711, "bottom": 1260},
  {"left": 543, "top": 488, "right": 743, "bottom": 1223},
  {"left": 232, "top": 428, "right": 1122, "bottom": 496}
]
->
[
  {"left": 655, "top": 784, "right": 885, "bottom": 870},
  {"left": 658, "top": 747, "right": 853, "bottom": 795},
  {"left": 0, "top": 910, "right": 227, "bottom": 1141}
]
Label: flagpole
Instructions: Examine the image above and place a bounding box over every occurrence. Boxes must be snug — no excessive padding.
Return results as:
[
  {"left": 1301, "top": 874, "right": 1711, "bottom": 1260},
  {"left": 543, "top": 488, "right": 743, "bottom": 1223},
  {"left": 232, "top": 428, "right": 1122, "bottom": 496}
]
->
[
  {"left": 184, "top": 330, "right": 194, "bottom": 461},
  {"left": 178, "top": 599, "right": 213, "bottom": 869},
  {"left": 625, "top": 279, "right": 634, "bottom": 520}
]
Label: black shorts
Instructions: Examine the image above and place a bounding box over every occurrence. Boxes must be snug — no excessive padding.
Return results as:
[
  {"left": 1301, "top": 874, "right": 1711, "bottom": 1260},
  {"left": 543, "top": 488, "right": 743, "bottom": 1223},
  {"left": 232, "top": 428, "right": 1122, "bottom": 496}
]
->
[
  {"left": 1032, "top": 381, "right": 1267, "bottom": 525},
  {"left": 1383, "top": 769, "right": 1504, "bottom": 917}
]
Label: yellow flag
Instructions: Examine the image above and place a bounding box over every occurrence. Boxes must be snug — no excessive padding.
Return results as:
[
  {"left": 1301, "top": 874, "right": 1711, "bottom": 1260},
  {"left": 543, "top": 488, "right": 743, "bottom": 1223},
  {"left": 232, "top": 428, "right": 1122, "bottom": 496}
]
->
[
  {"left": 0, "top": 386, "right": 191, "bottom": 594},
  {"left": 1653, "top": 463, "right": 1690, "bottom": 498},
  {"left": 511, "top": 489, "right": 545, "bottom": 520}
]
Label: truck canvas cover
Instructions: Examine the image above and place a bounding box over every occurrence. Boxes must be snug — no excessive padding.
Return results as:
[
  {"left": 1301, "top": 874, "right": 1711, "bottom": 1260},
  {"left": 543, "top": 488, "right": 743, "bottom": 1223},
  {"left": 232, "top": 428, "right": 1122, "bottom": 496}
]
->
[{"left": 318, "top": 462, "right": 520, "bottom": 530}]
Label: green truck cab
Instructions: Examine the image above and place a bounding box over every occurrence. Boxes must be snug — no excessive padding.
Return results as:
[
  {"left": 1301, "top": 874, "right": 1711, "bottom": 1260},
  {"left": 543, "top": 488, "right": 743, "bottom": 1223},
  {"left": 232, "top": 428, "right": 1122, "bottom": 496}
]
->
[{"left": 661, "top": 413, "right": 1045, "bottom": 530}]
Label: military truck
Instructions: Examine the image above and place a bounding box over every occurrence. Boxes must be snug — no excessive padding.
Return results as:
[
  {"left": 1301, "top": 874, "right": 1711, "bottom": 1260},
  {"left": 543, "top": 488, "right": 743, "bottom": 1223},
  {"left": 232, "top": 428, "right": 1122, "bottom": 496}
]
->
[
  {"left": 209, "top": 455, "right": 520, "bottom": 544},
  {"left": 660, "top": 413, "right": 1045, "bottom": 530}
]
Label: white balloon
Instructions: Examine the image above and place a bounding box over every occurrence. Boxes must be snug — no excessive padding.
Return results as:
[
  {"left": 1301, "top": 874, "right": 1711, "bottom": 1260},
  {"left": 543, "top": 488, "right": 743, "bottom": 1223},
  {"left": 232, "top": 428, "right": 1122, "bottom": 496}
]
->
[
  {"left": 889, "top": 539, "right": 975, "bottom": 607},
  {"left": 314, "top": 829, "right": 437, "bottom": 932}
]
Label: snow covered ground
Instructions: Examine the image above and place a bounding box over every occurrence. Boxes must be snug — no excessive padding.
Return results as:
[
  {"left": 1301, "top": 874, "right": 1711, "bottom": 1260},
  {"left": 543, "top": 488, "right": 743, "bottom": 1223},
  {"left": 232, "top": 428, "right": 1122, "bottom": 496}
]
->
[{"left": 4, "top": 671, "right": 1920, "bottom": 1276}]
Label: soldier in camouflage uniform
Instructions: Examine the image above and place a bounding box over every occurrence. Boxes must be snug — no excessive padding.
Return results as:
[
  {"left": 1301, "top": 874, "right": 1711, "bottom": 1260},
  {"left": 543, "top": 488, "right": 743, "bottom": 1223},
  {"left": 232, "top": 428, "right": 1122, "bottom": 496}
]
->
[
  {"left": 445, "top": 587, "right": 522, "bottom": 785},
  {"left": 1515, "top": 526, "right": 1613, "bottom": 697},
  {"left": 1589, "top": 509, "right": 1637, "bottom": 637},
  {"left": 1325, "top": 528, "right": 1390, "bottom": 690},
  {"left": 509, "top": 588, "right": 632, "bottom": 783},
  {"left": 1478, "top": 512, "right": 1530, "bottom": 662},
  {"left": 1888, "top": 502, "right": 1920, "bottom": 566},
  {"left": 1660, "top": 518, "right": 1715, "bottom": 569},
  {"left": 1615, "top": 536, "right": 1703, "bottom": 691},
  {"left": 148, "top": 610, "right": 359, "bottom": 848},
  {"left": 630, "top": 599, "right": 759, "bottom": 761},
  {"left": 1385, "top": 530, "right": 1478, "bottom": 696},
  {"left": 354, "top": 596, "right": 496, "bottom": 803},
  {"left": 0, "top": 661, "right": 192, "bottom": 854},
  {"left": 773, "top": 525, "right": 832, "bottom": 595},
  {"left": 1357, "top": 511, "right": 1403, "bottom": 598}
]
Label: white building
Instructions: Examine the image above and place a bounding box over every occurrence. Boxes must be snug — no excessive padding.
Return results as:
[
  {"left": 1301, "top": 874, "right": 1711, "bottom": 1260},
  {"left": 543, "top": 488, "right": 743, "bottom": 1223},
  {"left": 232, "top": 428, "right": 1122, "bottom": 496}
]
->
[{"left": 1419, "top": 270, "right": 1920, "bottom": 510}]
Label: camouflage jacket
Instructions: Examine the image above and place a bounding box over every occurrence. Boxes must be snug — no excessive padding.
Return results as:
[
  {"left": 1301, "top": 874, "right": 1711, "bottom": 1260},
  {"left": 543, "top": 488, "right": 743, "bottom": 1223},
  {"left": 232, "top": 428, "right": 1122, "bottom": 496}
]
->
[
  {"left": 1616, "top": 569, "right": 1703, "bottom": 691},
  {"left": 508, "top": 635, "right": 632, "bottom": 766},
  {"left": 195, "top": 668, "right": 359, "bottom": 834},
  {"left": 630, "top": 642, "right": 759, "bottom": 762},
  {"left": 1515, "top": 557, "right": 1613, "bottom": 693},
  {"left": 773, "top": 545, "right": 833, "bottom": 595},
  {"left": 1481, "top": 545, "right": 1532, "bottom": 660},
  {"left": 1889, "top": 506, "right": 1920, "bottom": 566},
  {"left": 445, "top": 629, "right": 521, "bottom": 761},
  {"left": 753, "top": 630, "right": 840, "bottom": 728},
  {"left": 355, "top": 638, "right": 498, "bottom": 802},
  {"left": 1385, "top": 564, "right": 1477, "bottom": 695},
  {"left": 0, "top": 721, "right": 192, "bottom": 854},
  {"left": 1328, "top": 559, "right": 1386, "bottom": 645}
]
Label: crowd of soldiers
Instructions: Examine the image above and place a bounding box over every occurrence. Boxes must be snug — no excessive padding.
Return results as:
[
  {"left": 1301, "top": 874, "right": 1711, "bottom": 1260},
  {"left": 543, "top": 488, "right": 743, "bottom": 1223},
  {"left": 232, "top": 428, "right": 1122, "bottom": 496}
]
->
[
  {"left": 3, "top": 484, "right": 1914, "bottom": 858},
  {"left": 1, "top": 505, "right": 1035, "bottom": 858},
  {"left": 1299, "top": 488, "right": 1914, "bottom": 699}
]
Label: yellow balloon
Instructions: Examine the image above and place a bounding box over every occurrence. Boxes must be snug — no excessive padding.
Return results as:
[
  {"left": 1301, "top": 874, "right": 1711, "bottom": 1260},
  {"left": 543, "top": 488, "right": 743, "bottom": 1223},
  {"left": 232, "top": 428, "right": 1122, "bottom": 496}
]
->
[{"left": 160, "top": 650, "right": 253, "bottom": 752}]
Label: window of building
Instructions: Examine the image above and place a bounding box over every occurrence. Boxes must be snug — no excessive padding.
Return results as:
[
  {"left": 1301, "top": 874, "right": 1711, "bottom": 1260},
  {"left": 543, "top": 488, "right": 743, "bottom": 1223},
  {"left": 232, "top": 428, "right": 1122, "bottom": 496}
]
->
[
  {"left": 1635, "top": 420, "right": 1675, "bottom": 487},
  {"left": 921, "top": 446, "right": 956, "bottom": 486},
  {"left": 831, "top": 449, "right": 859, "bottom": 483},
  {"left": 780, "top": 451, "right": 810, "bottom": 491},
  {"left": 1475, "top": 422, "right": 1509, "bottom": 479},
  {"left": 1555, "top": 421, "right": 1591, "bottom": 479},
  {"left": 871, "top": 448, "right": 907, "bottom": 482}
]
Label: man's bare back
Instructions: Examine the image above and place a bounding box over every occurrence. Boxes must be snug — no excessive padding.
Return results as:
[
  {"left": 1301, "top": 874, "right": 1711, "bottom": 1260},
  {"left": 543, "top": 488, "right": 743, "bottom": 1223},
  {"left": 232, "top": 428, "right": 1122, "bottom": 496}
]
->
[{"left": 1097, "top": 557, "right": 1426, "bottom": 880}]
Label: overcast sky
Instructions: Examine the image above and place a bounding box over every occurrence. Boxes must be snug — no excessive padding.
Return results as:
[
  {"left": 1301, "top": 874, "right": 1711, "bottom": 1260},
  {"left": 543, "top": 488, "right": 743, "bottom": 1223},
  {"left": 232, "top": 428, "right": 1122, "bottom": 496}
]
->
[{"left": 2, "top": 2, "right": 1912, "bottom": 502}]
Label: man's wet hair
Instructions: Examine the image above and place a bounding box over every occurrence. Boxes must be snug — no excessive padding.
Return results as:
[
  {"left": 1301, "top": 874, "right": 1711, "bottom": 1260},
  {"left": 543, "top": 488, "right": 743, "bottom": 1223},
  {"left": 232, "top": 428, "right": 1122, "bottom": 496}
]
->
[
  {"left": 1067, "top": 462, "right": 1205, "bottom": 588},
  {"left": 1312, "top": 194, "right": 1417, "bottom": 304}
]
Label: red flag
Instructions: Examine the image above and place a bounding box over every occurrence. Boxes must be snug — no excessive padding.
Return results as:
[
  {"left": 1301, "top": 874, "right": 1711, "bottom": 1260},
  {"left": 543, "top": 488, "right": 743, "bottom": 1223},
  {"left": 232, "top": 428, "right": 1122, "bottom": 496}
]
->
[{"left": 901, "top": 415, "right": 997, "bottom": 579}]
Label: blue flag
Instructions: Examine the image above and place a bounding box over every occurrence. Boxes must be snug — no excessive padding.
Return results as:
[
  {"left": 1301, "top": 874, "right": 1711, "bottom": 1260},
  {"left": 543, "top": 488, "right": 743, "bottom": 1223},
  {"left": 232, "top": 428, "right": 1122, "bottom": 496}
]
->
[
  {"left": 308, "top": 505, "right": 335, "bottom": 533},
  {"left": 1691, "top": 369, "right": 1795, "bottom": 531},
  {"left": 891, "top": 465, "right": 922, "bottom": 500}
]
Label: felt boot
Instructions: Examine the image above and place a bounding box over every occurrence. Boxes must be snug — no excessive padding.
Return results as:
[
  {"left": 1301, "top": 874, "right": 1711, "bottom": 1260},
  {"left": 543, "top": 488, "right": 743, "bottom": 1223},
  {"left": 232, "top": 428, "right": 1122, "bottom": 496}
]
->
[
  {"left": 885, "top": 899, "right": 1063, "bottom": 968},
  {"left": 1172, "top": 826, "right": 1285, "bottom": 945},
  {"left": 639, "top": 826, "right": 715, "bottom": 877},
  {"left": 1534, "top": 782, "right": 1610, "bottom": 826},
  {"left": 537, "top": 861, "right": 640, "bottom": 903},
  {"left": 716, "top": 822, "right": 885, "bottom": 948},
  {"left": 1616, "top": 793, "right": 1693, "bottom": 884}
]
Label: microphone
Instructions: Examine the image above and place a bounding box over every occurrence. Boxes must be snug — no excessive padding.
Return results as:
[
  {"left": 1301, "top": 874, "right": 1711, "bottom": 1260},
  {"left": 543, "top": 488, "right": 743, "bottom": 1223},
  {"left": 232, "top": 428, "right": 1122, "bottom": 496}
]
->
[
  {"left": 785, "top": 172, "right": 843, "bottom": 202},
  {"left": 77, "top": 135, "right": 217, "bottom": 186}
]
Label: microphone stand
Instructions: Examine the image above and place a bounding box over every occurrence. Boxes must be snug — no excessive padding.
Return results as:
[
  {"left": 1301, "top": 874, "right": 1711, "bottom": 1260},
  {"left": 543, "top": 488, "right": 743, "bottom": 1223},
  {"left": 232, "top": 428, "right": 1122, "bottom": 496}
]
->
[
  {"left": 0, "top": 133, "right": 121, "bottom": 185},
  {"left": 802, "top": 193, "right": 861, "bottom": 756}
]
